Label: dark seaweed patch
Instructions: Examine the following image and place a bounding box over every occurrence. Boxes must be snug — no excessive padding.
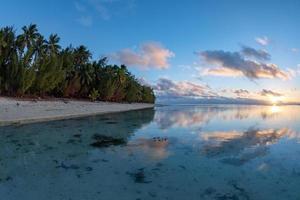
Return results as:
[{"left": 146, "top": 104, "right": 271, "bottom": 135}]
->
[
  {"left": 100, "top": 117, "right": 111, "bottom": 121},
  {"left": 216, "top": 194, "right": 240, "bottom": 200},
  {"left": 55, "top": 162, "right": 80, "bottom": 170},
  {"left": 0, "top": 176, "right": 13, "bottom": 182},
  {"left": 73, "top": 134, "right": 81, "bottom": 138},
  {"left": 127, "top": 168, "right": 152, "bottom": 184},
  {"left": 178, "top": 165, "right": 186, "bottom": 170},
  {"left": 204, "top": 187, "right": 216, "bottom": 196},
  {"left": 85, "top": 167, "right": 93, "bottom": 172},
  {"left": 106, "top": 121, "right": 118, "bottom": 124},
  {"left": 228, "top": 180, "right": 250, "bottom": 200},
  {"left": 90, "top": 134, "right": 125, "bottom": 148},
  {"left": 148, "top": 192, "right": 157, "bottom": 198},
  {"left": 67, "top": 138, "right": 82, "bottom": 145},
  {"left": 200, "top": 187, "right": 216, "bottom": 198}
]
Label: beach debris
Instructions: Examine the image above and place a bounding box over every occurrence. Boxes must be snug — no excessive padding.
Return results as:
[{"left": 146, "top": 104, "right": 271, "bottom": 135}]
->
[
  {"left": 152, "top": 137, "right": 168, "bottom": 142},
  {"left": 90, "top": 134, "right": 125, "bottom": 148}
]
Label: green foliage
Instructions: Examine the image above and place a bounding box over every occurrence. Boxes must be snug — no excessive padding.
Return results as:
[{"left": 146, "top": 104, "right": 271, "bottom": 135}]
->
[
  {"left": 0, "top": 24, "right": 156, "bottom": 103},
  {"left": 141, "top": 86, "right": 156, "bottom": 103},
  {"left": 32, "top": 55, "right": 65, "bottom": 95},
  {"left": 125, "top": 78, "right": 141, "bottom": 103},
  {"left": 89, "top": 88, "right": 100, "bottom": 102}
]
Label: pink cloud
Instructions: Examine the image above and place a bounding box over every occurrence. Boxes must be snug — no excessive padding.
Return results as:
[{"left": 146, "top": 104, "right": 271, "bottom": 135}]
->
[
  {"left": 110, "top": 42, "right": 174, "bottom": 69},
  {"left": 154, "top": 78, "right": 216, "bottom": 97},
  {"left": 198, "top": 50, "right": 290, "bottom": 80},
  {"left": 201, "top": 67, "right": 243, "bottom": 77}
]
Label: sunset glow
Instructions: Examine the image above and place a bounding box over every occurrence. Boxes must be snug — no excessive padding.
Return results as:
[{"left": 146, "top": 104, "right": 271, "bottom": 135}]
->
[
  {"left": 270, "top": 96, "right": 283, "bottom": 105},
  {"left": 1, "top": 1, "right": 300, "bottom": 200},
  {"left": 270, "top": 105, "right": 281, "bottom": 113},
  {"left": 1, "top": 1, "right": 299, "bottom": 105}
]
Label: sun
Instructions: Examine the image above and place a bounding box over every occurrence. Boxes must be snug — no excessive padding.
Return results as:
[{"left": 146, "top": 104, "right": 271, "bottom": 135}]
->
[{"left": 270, "top": 96, "right": 282, "bottom": 105}]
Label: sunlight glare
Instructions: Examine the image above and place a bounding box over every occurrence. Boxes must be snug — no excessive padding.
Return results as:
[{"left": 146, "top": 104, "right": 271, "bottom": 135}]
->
[
  {"left": 270, "top": 96, "right": 283, "bottom": 105},
  {"left": 270, "top": 105, "right": 281, "bottom": 113}
]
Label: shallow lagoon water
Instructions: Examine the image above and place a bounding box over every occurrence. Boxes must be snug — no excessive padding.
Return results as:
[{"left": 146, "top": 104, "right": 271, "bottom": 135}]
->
[{"left": 0, "top": 105, "right": 300, "bottom": 200}]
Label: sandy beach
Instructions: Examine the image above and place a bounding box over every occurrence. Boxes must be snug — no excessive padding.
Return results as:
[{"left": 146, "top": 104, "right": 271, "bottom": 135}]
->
[{"left": 0, "top": 97, "right": 154, "bottom": 126}]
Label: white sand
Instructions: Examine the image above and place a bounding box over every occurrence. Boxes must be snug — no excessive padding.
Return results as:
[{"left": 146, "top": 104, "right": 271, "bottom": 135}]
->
[{"left": 0, "top": 97, "right": 154, "bottom": 126}]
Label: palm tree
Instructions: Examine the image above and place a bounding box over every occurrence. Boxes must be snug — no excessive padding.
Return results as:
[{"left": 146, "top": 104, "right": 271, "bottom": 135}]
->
[
  {"left": 117, "top": 65, "right": 127, "bottom": 85},
  {"left": 78, "top": 63, "right": 94, "bottom": 96},
  {"left": 0, "top": 23, "right": 156, "bottom": 102},
  {"left": 0, "top": 27, "right": 16, "bottom": 93},
  {"left": 74, "top": 45, "right": 91, "bottom": 67},
  {"left": 16, "top": 24, "right": 39, "bottom": 51},
  {"left": 34, "top": 34, "right": 47, "bottom": 57},
  {"left": 46, "top": 34, "right": 61, "bottom": 55}
]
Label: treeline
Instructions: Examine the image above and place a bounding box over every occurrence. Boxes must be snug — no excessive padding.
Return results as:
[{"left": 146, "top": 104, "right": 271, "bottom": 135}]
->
[{"left": 0, "top": 24, "right": 155, "bottom": 103}]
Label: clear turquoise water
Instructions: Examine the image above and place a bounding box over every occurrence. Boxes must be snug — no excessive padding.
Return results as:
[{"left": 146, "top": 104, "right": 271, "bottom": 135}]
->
[{"left": 0, "top": 105, "right": 300, "bottom": 200}]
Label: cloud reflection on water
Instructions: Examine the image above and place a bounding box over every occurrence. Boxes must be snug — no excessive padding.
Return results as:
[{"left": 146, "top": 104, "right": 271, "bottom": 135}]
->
[
  {"left": 0, "top": 105, "right": 300, "bottom": 200},
  {"left": 200, "top": 128, "right": 296, "bottom": 165},
  {"left": 127, "top": 137, "right": 172, "bottom": 161},
  {"left": 154, "top": 105, "right": 286, "bottom": 129},
  {"left": 151, "top": 105, "right": 300, "bottom": 165}
]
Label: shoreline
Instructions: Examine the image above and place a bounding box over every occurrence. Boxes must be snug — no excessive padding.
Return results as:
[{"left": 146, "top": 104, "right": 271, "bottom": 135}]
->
[{"left": 0, "top": 97, "right": 154, "bottom": 126}]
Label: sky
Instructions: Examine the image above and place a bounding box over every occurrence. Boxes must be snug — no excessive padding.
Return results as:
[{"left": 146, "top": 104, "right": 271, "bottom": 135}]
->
[{"left": 1, "top": 0, "right": 300, "bottom": 104}]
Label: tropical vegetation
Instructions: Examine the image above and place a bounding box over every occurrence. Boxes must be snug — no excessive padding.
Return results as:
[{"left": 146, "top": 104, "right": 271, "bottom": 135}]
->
[{"left": 0, "top": 24, "right": 155, "bottom": 103}]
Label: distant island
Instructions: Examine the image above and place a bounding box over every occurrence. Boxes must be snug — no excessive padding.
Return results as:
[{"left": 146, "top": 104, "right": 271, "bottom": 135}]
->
[{"left": 0, "top": 24, "right": 155, "bottom": 103}]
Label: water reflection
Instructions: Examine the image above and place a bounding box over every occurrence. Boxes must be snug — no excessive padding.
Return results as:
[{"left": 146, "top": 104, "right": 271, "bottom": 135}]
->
[
  {"left": 154, "top": 106, "right": 221, "bottom": 129},
  {"left": 201, "top": 128, "right": 294, "bottom": 165},
  {"left": 154, "top": 105, "right": 288, "bottom": 129},
  {"left": 127, "top": 137, "right": 171, "bottom": 161},
  {"left": 0, "top": 105, "right": 300, "bottom": 200}
]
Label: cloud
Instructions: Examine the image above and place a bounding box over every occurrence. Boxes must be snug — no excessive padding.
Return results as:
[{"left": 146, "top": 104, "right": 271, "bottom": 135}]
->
[
  {"left": 286, "top": 68, "right": 297, "bottom": 78},
  {"left": 74, "top": 0, "right": 136, "bottom": 26},
  {"left": 291, "top": 48, "right": 299, "bottom": 53},
  {"left": 137, "top": 77, "right": 151, "bottom": 87},
  {"left": 90, "top": 0, "right": 111, "bottom": 20},
  {"left": 74, "top": 1, "right": 93, "bottom": 26},
  {"left": 201, "top": 67, "right": 243, "bottom": 77},
  {"left": 74, "top": 1, "right": 87, "bottom": 12},
  {"left": 154, "top": 78, "right": 216, "bottom": 98},
  {"left": 260, "top": 89, "right": 283, "bottom": 97},
  {"left": 255, "top": 36, "right": 270, "bottom": 46},
  {"left": 199, "top": 50, "right": 289, "bottom": 80},
  {"left": 110, "top": 42, "right": 174, "bottom": 69},
  {"left": 241, "top": 46, "right": 270, "bottom": 61},
  {"left": 77, "top": 15, "right": 93, "bottom": 27},
  {"left": 234, "top": 89, "right": 250, "bottom": 97}
]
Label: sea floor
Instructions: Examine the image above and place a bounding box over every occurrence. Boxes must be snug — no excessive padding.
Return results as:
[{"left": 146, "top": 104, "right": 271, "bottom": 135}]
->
[{"left": 0, "top": 105, "right": 300, "bottom": 200}]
